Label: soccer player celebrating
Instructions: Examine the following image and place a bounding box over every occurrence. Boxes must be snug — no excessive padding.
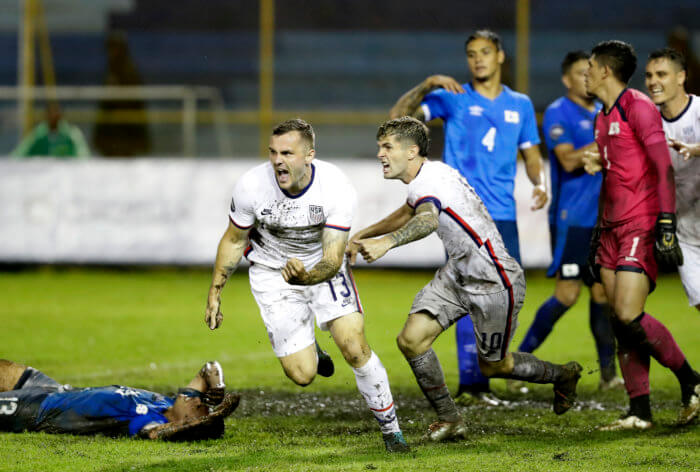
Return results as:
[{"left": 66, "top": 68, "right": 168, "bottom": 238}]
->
[
  {"left": 348, "top": 117, "right": 582, "bottom": 441},
  {"left": 645, "top": 47, "right": 700, "bottom": 312},
  {"left": 204, "top": 119, "right": 409, "bottom": 452},
  {"left": 583, "top": 40, "right": 700, "bottom": 430},
  {"left": 0, "top": 359, "right": 239, "bottom": 440},
  {"left": 517, "top": 51, "right": 622, "bottom": 391},
  {"left": 389, "top": 29, "right": 548, "bottom": 405}
]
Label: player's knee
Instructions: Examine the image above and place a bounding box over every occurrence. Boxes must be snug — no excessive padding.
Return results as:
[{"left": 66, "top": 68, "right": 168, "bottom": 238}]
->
[
  {"left": 555, "top": 282, "right": 580, "bottom": 307},
  {"left": 338, "top": 340, "right": 370, "bottom": 368},
  {"left": 284, "top": 365, "right": 316, "bottom": 387},
  {"left": 396, "top": 330, "right": 426, "bottom": 358}
]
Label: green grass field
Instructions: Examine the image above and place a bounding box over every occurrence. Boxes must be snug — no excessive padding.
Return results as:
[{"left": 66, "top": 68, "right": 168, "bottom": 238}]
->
[{"left": 1, "top": 267, "right": 698, "bottom": 471}]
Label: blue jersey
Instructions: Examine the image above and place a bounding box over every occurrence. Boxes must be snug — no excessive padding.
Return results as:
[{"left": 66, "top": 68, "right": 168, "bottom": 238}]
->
[
  {"left": 37, "top": 385, "right": 174, "bottom": 436},
  {"left": 421, "top": 83, "right": 540, "bottom": 221},
  {"left": 543, "top": 96, "right": 602, "bottom": 276}
]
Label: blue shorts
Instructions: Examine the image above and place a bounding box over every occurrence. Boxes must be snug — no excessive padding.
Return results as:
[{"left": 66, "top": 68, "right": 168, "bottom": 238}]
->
[
  {"left": 547, "top": 225, "right": 593, "bottom": 280},
  {"left": 494, "top": 220, "right": 521, "bottom": 265}
]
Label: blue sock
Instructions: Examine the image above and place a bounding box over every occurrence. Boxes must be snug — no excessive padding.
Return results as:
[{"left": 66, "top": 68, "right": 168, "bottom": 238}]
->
[
  {"left": 456, "top": 316, "right": 489, "bottom": 389},
  {"left": 518, "top": 296, "right": 569, "bottom": 353},
  {"left": 589, "top": 300, "right": 616, "bottom": 379}
]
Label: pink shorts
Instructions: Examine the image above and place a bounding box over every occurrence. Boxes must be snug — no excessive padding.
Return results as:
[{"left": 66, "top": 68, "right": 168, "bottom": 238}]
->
[{"left": 597, "top": 214, "right": 657, "bottom": 283}]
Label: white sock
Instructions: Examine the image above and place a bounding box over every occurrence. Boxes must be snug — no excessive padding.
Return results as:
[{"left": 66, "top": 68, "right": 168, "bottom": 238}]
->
[{"left": 352, "top": 351, "right": 400, "bottom": 434}]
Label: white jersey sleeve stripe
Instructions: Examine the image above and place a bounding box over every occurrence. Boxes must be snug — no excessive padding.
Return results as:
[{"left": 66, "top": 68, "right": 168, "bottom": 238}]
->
[{"left": 229, "top": 215, "right": 254, "bottom": 230}]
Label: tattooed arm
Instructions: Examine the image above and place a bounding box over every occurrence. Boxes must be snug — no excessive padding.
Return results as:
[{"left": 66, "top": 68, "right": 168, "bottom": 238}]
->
[
  {"left": 282, "top": 228, "right": 349, "bottom": 285},
  {"left": 205, "top": 221, "right": 250, "bottom": 330},
  {"left": 356, "top": 202, "right": 439, "bottom": 263},
  {"left": 389, "top": 75, "right": 465, "bottom": 120}
]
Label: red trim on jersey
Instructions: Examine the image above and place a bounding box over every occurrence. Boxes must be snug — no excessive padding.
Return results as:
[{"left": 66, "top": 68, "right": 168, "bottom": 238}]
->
[
  {"left": 345, "top": 266, "right": 364, "bottom": 314},
  {"left": 414, "top": 195, "right": 443, "bottom": 212},
  {"left": 444, "top": 207, "right": 483, "bottom": 246},
  {"left": 369, "top": 402, "right": 395, "bottom": 412},
  {"left": 324, "top": 224, "right": 350, "bottom": 231},
  {"left": 484, "top": 239, "right": 514, "bottom": 359},
  {"left": 243, "top": 245, "right": 253, "bottom": 258},
  {"left": 229, "top": 215, "right": 253, "bottom": 230}
]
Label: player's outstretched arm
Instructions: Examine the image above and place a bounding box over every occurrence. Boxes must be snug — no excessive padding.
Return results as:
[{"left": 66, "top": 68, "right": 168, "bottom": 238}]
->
[
  {"left": 356, "top": 202, "right": 438, "bottom": 263},
  {"left": 389, "top": 75, "right": 464, "bottom": 120},
  {"left": 346, "top": 204, "right": 414, "bottom": 264},
  {"left": 138, "top": 392, "right": 240, "bottom": 440},
  {"left": 521, "top": 145, "right": 549, "bottom": 210},
  {"left": 282, "top": 228, "right": 348, "bottom": 285},
  {"left": 554, "top": 142, "right": 599, "bottom": 172},
  {"left": 205, "top": 222, "right": 250, "bottom": 330}
]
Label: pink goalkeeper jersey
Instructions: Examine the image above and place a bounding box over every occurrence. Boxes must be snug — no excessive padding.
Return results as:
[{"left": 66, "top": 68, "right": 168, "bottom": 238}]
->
[{"left": 595, "top": 88, "right": 671, "bottom": 227}]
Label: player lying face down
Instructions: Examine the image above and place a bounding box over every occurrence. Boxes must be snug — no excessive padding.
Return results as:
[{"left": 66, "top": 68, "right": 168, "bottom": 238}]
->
[{"left": 0, "top": 359, "right": 239, "bottom": 441}]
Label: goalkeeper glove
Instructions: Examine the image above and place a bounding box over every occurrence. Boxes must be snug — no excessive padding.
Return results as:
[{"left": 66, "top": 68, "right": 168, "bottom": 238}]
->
[
  {"left": 582, "top": 225, "right": 602, "bottom": 287},
  {"left": 654, "top": 212, "right": 683, "bottom": 269}
]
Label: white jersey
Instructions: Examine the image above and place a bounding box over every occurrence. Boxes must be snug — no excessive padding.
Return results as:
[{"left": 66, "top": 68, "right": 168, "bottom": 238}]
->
[
  {"left": 229, "top": 159, "right": 356, "bottom": 269},
  {"left": 407, "top": 160, "right": 522, "bottom": 294},
  {"left": 661, "top": 94, "right": 700, "bottom": 245}
]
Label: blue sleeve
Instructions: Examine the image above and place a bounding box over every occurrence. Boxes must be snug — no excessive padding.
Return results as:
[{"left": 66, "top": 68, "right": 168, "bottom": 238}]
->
[
  {"left": 128, "top": 413, "right": 168, "bottom": 437},
  {"left": 518, "top": 97, "right": 541, "bottom": 148},
  {"left": 542, "top": 106, "right": 574, "bottom": 151},
  {"left": 420, "top": 89, "right": 453, "bottom": 121}
]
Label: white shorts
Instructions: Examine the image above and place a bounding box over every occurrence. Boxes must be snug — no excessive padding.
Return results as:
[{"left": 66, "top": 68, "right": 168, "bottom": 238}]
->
[
  {"left": 249, "top": 260, "right": 363, "bottom": 357},
  {"left": 679, "top": 240, "right": 700, "bottom": 306}
]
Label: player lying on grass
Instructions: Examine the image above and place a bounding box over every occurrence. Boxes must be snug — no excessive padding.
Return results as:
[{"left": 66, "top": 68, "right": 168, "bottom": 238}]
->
[
  {"left": 347, "top": 117, "right": 583, "bottom": 442},
  {"left": 205, "top": 119, "right": 409, "bottom": 452},
  {"left": 0, "top": 359, "right": 239, "bottom": 440}
]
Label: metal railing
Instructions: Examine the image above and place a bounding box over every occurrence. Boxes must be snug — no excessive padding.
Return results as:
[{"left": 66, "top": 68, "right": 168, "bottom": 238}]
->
[{"left": 0, "top": 85, "right": 232, "bottom": 156}]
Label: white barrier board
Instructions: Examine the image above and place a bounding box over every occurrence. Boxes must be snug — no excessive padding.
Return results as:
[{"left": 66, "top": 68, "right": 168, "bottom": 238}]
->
[{"left": 0, "top": 158, "right": 552, "bottom": 267}]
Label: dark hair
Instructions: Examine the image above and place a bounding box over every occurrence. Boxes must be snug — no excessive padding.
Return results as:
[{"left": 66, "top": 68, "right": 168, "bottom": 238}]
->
[
  {"left": 648, "top": 47, "right": 687, "bottom": 72},
  {"left": 561, "top": 50, "right": 590, "bottom": 75},
  {"left": 272, "top": 118, "right": 315, "bottom": 150},
  {"left": 376, "top": 117, "right": 430, "bottom": 157},
  {"left": 591, "top": 40, "right": 637, "bottom": 84},
  {"left": 465, "top": 29, "right": 503, "bottom": 52},
  {"left": 167, "top": 418, "right": 226, "bottom": 442}
]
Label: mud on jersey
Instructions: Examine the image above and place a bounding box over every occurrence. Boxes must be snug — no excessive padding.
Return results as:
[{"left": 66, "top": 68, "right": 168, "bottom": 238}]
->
[
  {"left": 407, "top": 160, "right": 521, "bottom": 295},
  {"left": 228, "top": 159, "right": 356, "bottom": 270}
]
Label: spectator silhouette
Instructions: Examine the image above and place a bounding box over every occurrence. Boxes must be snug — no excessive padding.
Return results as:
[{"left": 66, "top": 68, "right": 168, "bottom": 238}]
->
[{"left": 93, "top": 31, "right": 151, "bottom": 157}]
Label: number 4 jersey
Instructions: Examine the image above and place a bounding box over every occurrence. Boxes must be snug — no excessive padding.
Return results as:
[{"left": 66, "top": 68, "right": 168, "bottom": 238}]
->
[{"left": 421, "top": 83, "right": 540, "bottom": 221}]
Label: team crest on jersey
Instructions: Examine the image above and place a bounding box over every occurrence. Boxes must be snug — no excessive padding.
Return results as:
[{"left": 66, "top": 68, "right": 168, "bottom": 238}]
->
[
  {"left": 549, "top": 124, "right": 565, "bottom": 140},
  {"left": 469, "top": 105, "right": 484, "bottom": 116},
  {"left": 504, "top": 110, "right": 520, "bottom": 123},
  {"left": 579, "top": 119, "right": 592, "bottom": 130},
  {"left": 308, "top": 205, "right": 324, "bottom": 224},
  {"left": 608, "top": 122, "right": 620, "bottom": 135}
]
